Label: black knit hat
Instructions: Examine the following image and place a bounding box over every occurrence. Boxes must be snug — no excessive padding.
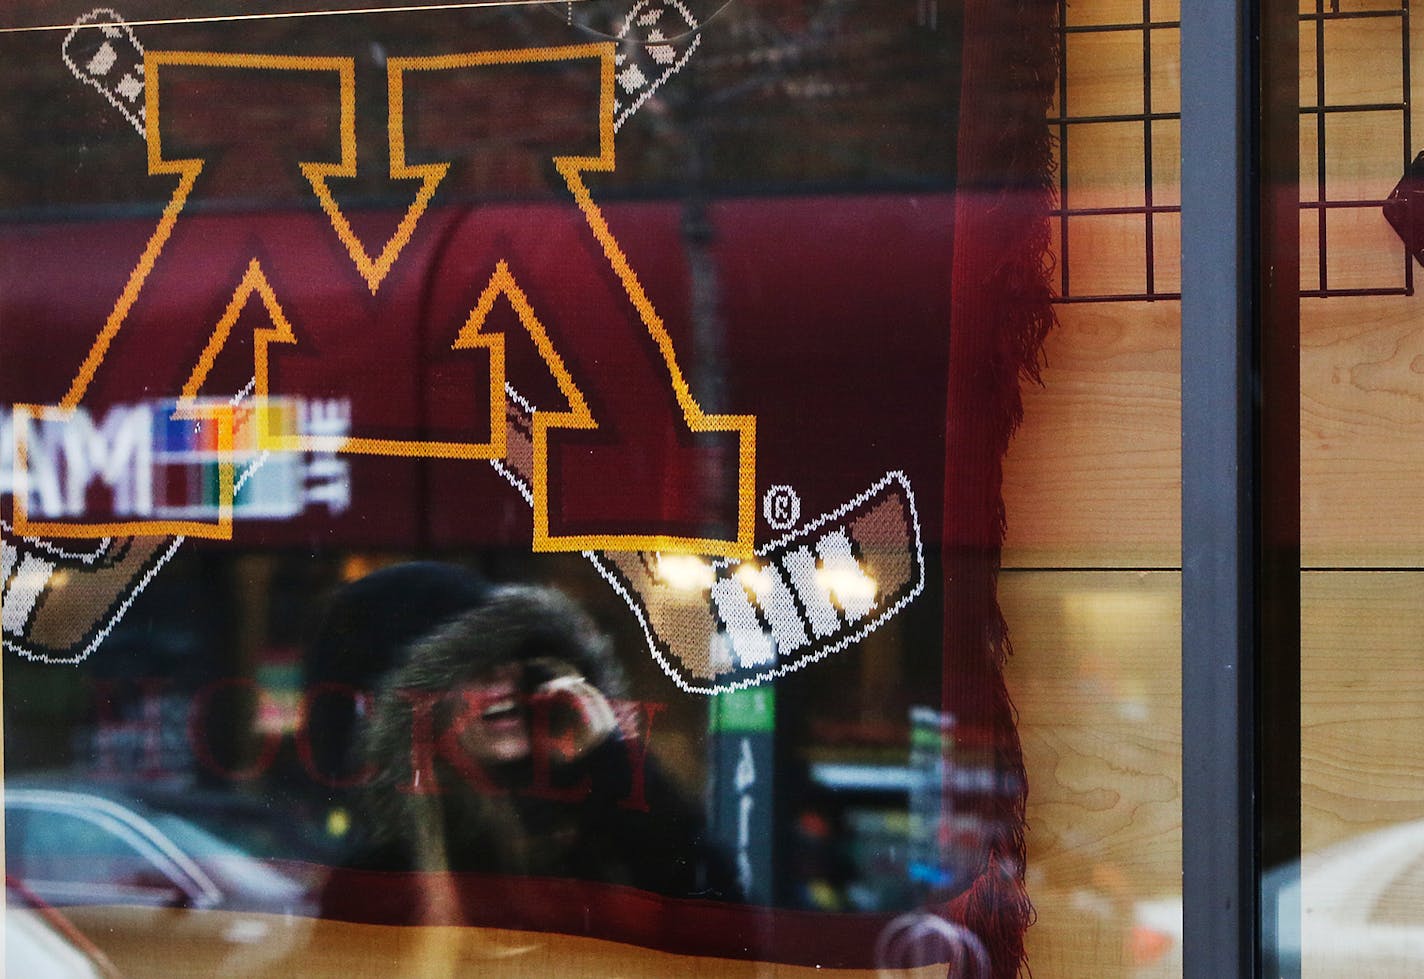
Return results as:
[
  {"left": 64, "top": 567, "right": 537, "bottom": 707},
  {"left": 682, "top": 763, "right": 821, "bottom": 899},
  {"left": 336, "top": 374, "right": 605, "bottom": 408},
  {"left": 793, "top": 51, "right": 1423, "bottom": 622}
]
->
[
  {"left": 303, "top": 562, "right": 491, "bottom": 785},
  {"left": 391, "top": 584, "right": 625, "bottom": 701}
]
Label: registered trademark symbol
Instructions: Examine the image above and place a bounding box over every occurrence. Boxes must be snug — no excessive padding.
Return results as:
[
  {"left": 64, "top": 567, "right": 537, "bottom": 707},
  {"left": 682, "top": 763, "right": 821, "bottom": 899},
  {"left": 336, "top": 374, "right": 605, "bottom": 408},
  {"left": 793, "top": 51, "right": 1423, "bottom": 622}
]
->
[{"left": 762, "top": 484, "right": 801, "bottom": 530}]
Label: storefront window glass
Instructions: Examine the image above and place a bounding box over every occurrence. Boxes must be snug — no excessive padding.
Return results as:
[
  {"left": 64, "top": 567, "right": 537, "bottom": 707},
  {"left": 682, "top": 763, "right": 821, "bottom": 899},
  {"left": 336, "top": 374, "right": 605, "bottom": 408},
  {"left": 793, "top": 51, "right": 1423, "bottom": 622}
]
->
[
  {"left": 0, "top": 2, "right": 1193, "bottom": 977},
  {"left": 1298, "top": 2, "right": 1424, "bottom": 975}
]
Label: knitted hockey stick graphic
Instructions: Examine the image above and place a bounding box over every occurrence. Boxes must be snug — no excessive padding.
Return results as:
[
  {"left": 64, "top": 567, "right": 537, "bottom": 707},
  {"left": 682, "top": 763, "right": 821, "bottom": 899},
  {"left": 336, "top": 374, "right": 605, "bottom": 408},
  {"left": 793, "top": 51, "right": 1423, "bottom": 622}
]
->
[
  {"left": 61, "top": 9, "right": 146, "bottom": 136},
  {"left": 610, "top": 0, "right": 702, "bottom": 131}
]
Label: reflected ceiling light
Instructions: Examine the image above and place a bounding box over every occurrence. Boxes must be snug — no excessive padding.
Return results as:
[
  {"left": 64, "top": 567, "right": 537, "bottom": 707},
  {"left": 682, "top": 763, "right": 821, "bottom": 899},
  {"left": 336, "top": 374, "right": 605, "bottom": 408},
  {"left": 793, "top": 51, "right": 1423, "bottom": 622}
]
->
[
  {"left": 654, "top": 553, "right": 715, "bottom": 592},
  {"left": 734, "top": 561, "right": 772, "bottom": 598},
  {"left": 817, "top": 566, "right": 878, "bottom": 610}
]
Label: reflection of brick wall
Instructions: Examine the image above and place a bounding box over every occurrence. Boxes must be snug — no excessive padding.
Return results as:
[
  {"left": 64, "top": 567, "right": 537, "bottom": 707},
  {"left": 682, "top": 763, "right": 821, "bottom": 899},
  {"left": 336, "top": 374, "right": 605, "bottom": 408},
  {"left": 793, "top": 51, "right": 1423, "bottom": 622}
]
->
[
  {"left": 0, "top": 1, "right": 965, "bottom": 214},
  {"left": 85, "top": 681, "right": 195, "bottom": 779}
]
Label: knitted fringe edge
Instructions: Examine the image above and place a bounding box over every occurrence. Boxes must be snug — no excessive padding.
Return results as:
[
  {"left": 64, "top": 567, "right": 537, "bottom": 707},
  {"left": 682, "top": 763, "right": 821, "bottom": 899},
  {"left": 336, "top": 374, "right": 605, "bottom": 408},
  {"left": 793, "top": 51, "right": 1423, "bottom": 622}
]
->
[{"left": 942, "top": 1, "right": 1060, "bottom": 977}]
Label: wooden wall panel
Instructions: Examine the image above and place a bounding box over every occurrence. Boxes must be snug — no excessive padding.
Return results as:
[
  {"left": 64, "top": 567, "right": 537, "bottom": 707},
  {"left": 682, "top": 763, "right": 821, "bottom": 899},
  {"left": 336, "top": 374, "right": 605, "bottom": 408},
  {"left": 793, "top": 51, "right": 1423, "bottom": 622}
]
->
[
  {"left": 1302, "top": 572, "right": 1424, "bottom": 852},
  {"left": 1002, "top": 570, "right": 1183, "bottom": 978},
  {"left": 1064, "top": 0, "right": 1179, "bottom": 28},
  {"left": 1002, "top": 302, "right": 1181, "bottom": 570},
  {"left": 1014, "top": 0, "right": 1424, "bottom": 570},
  {"left": 1007, "top": 4, "right": 1186, "bottom": 975},
  {"left": 1299, "top": 572, "right": 1424, "bottom": 978},
  {"left": 1303, "top": 298, "right": 1424, "bottom": 567},
  {"left": 1300, "top": 1, "right": 1422, "bottom": 566}
]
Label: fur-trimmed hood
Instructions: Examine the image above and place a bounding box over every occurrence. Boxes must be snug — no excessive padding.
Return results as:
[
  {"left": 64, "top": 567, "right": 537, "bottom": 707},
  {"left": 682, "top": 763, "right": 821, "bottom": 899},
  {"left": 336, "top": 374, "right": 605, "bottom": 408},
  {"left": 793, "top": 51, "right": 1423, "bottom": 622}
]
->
[{"left": 377, "top": 584, "right": 625, "bottom": 701}]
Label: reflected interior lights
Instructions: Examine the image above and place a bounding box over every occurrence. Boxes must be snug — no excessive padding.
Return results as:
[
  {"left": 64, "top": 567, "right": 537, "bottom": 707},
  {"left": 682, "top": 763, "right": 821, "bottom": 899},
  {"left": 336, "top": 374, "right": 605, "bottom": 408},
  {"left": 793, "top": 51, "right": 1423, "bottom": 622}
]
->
[
  {"left": 654, "top": 553, "right": 715, "bottom": 592},
  {"left": 11, "top": 567, "right": 57, "bottom": 592},
  {"left": 652, "top": 554, "right": 880, "bottom": 610},
  {"left": 817, "top": 566, "right": 878, "bottom": 609},
  {"left": 735, "top": 561, "right": 773, "bottom": 598}
]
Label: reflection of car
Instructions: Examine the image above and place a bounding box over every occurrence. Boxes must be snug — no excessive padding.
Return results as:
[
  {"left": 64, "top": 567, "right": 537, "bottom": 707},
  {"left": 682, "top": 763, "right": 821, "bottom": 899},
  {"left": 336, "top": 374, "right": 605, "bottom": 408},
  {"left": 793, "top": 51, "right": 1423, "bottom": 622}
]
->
[
  {"left": 5, "top": 783, "right": 321, "bottom": 976},
  {"left": 6, "top": 881, "right": 121, "bottom": 979},
  {"left": 6, "top": 786, "right": 315, "bottom": 912},
  {"left": 91, "top": 779, "right": 341, "bottom": 885},
  {"left": 1133, "top": 820, "right": 1424, "bottom": 978}
]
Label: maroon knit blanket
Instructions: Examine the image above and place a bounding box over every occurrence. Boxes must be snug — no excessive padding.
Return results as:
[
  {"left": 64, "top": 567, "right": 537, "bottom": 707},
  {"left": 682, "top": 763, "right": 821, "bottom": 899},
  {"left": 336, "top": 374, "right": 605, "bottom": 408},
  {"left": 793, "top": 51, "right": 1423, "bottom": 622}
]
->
[{"left": 1, "top": 2, "right": 1056, "bottom": 976}]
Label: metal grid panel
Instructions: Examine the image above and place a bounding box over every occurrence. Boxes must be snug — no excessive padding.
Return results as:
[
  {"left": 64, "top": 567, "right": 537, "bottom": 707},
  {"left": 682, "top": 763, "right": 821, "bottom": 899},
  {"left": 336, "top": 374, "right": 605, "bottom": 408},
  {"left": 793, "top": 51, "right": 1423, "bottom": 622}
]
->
[
  {"left": 1054, "top": 0, "right": 1411, "bottom": 301},
  {"left": 1300, "top": 0, "right": 1412, "bottom": 297}
]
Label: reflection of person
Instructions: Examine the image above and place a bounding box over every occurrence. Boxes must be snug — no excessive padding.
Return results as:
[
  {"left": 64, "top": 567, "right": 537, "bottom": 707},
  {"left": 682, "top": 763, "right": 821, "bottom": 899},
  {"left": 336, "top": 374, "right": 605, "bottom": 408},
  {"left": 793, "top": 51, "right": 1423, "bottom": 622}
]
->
[{"left": 358, "top": 584, "right": 738, "bottom": 910}]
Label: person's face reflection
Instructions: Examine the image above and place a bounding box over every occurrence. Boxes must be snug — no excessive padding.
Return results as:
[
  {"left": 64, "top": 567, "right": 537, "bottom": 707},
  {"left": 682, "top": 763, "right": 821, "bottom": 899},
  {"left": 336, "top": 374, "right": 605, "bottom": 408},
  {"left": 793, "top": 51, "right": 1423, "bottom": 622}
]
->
[{"left": 458, "top": 663, "right": 531, "bottom": 764}]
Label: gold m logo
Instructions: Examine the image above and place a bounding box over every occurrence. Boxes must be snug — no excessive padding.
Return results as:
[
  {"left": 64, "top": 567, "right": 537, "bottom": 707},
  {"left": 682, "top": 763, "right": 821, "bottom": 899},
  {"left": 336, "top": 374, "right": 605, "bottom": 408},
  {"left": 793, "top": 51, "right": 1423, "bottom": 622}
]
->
[{"left": 13, "top": 44, "right": 755, "bottom": 558}]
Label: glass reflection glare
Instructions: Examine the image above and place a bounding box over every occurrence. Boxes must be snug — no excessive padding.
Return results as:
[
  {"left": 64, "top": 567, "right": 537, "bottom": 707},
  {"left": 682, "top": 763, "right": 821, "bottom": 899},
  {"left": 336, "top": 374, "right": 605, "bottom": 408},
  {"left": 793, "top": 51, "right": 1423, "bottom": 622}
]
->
[{"left": 652, "top": 553, "right": 715, "bottom": 592}]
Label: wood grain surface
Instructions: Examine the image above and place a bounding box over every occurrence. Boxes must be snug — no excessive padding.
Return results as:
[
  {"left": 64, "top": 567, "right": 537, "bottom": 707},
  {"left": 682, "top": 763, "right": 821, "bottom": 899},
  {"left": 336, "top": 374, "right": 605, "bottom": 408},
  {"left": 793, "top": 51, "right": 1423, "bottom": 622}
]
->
[
  {"left": 1303, "top": 297, "right": 1424, "bottom": 566},
  {"left": 1003, "top": 570, "right": 1183, "bottom": 978},
  {"left": 1003, "top": 301, "right": 1181, "bottom": 571},
  {"left": 1302, "top": 572, "right": 1424, "bottom": 851},
  {"left": 1019, "top": 5, "right": 1424, "bottom": 571}
]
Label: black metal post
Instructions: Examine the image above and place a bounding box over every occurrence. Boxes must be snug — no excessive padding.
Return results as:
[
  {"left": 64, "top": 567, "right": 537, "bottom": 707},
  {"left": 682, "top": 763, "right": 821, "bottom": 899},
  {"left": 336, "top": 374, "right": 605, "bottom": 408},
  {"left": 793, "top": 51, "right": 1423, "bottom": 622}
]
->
[{"left": 1181, "top": 0, "right": 1300, "bottom": 977}]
